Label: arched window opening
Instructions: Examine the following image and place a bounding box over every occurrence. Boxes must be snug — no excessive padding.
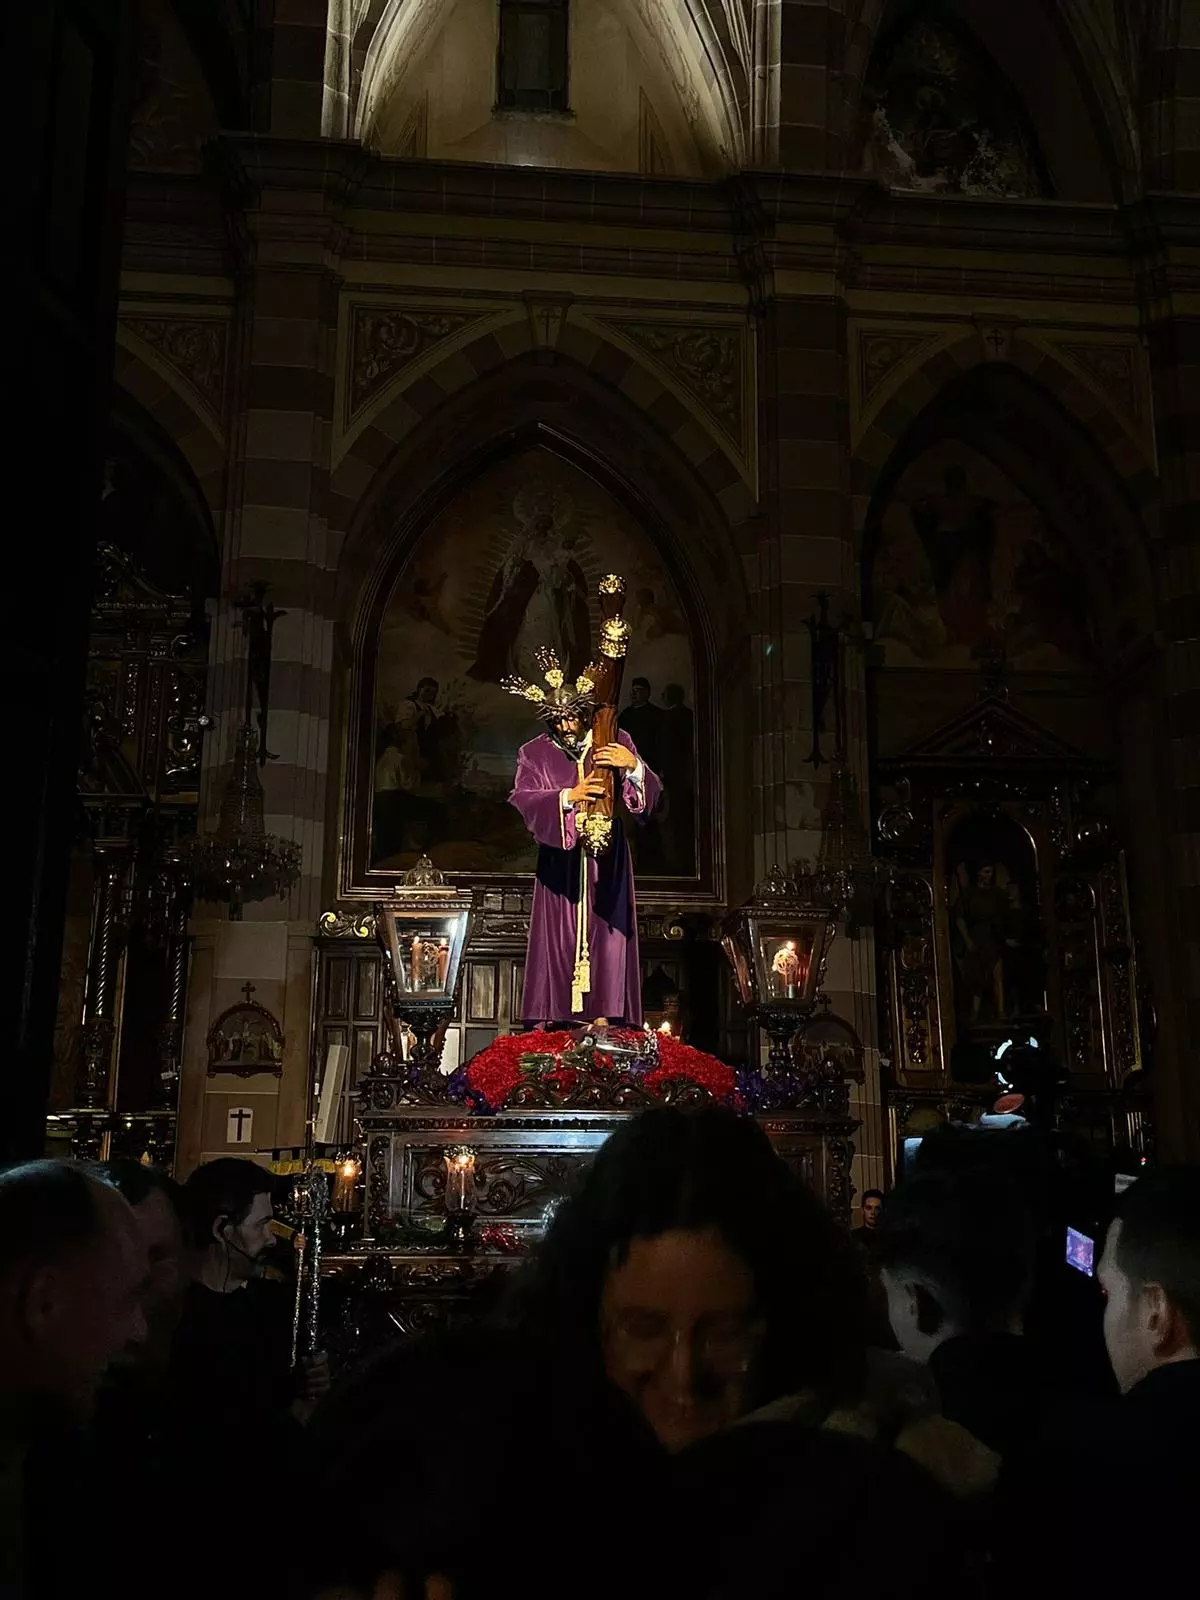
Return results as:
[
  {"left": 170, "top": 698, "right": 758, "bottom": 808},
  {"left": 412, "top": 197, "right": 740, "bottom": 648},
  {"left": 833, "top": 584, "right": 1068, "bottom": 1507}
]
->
[{"left": 497, "top": 0, "right": 570, "bottom": 113}]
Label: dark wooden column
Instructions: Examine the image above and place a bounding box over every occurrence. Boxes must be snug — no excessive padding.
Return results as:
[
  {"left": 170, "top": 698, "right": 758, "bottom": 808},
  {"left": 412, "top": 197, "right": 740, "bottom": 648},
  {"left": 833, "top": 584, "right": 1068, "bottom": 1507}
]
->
[
  {"left": 1135, "top": 194, "right": 1200, "bottom": 1159},
  {"left": 5, "top": 1, "right": 134, "bottom": 1161}
]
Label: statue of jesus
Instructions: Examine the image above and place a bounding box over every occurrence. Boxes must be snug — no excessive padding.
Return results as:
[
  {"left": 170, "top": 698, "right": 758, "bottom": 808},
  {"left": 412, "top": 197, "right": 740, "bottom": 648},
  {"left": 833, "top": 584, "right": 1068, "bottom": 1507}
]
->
[{"left": 505, "top": 654, "right": 660, "bottom": 1027}]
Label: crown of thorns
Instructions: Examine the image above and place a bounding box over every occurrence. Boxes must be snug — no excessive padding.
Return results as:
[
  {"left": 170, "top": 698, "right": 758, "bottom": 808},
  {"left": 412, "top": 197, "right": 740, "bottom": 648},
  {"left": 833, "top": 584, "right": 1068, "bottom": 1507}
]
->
[{"left": 502, "top": 647, "right": 596, "bottom": 723}]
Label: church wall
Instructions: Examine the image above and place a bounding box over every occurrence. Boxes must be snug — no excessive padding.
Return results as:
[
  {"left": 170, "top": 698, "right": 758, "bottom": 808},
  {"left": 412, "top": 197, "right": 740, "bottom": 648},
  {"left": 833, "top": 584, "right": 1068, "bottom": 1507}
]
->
[{"left": 92, "top": 1, "right": 1200, "bottom": 1177}]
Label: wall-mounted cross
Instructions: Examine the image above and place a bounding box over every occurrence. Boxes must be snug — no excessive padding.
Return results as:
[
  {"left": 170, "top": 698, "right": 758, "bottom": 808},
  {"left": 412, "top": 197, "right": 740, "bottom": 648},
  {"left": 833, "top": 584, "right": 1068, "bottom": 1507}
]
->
[
  {"left": 228, "top": 1108, "right": 252, "bottom": 1141},
  {"left": 986, "top": 328, "right": 1006, "bottom": 356},
  {"left": 241, "top": 982, "right": 257, "bottom": 1003}
]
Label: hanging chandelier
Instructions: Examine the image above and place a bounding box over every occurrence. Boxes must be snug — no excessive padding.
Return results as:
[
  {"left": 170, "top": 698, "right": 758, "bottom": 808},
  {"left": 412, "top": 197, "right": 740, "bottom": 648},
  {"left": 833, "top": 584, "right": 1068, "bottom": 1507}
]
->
[
  {"left": 793, "top": 765, "right": 888, "bottom": 918},
  {"left": 179, "top": 722, "right": 301, "bottom": 921},
  {"left": 180, "top": 584, "right": 302, "bottom": 918},
  {"left": 183, "top": 720, "right": 305, "bottom": 921}
]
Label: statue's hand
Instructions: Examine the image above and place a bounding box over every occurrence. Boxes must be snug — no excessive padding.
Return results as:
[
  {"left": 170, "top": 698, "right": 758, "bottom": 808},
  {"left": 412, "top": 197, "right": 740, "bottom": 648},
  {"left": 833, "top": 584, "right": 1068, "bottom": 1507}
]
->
[
  {"left": 594, "top": 742, "right": 636, "bottom": 771},
  {"left": 568, "top": 775, "right": 607, "bottom": 805}
]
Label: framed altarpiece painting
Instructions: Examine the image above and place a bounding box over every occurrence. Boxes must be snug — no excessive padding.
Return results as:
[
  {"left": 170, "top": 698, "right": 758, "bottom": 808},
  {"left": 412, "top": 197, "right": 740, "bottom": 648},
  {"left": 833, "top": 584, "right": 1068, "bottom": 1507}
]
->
[{"left": 872, "top": 694, "right": 1153, "bottom": 1180}]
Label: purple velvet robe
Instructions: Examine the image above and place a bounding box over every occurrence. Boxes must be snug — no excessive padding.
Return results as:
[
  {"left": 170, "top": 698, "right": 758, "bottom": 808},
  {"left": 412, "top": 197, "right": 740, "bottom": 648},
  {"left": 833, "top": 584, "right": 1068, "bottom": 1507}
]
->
[{"left": 508, "top": 729, "right": 661, "bottom": 1025}]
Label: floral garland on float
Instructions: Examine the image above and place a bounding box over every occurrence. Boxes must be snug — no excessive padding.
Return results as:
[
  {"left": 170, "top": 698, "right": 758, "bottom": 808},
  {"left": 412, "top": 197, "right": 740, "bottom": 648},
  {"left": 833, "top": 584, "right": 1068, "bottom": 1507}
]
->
[{"left": 447, "top": 1024, "right": 738, "bottom": 1115}]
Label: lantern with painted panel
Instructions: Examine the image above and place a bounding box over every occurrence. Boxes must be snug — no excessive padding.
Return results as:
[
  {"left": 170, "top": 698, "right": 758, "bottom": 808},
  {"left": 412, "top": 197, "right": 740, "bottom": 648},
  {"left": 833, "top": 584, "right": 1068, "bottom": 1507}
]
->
[
  {"left": 375, "top": 856, "right": 475, "bottom": 1082},
  {"left": 722, "top": 867, "right": 839, "bottom": 1098}
]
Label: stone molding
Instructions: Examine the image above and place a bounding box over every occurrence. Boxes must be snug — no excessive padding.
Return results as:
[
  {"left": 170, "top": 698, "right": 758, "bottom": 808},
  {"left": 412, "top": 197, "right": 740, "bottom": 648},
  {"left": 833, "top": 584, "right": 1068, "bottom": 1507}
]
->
[{"left": 117, "top": 314, "right": 230, "bottom": 436}]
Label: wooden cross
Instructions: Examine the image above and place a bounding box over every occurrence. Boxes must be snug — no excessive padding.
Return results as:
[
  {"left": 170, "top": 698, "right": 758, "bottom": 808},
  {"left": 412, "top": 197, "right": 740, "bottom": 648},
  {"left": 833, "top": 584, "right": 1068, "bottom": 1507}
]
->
[
  {"left": 228, "top": 1108, "right": 251, "bottom": 1140},
  {"left": 241, "top": 982, "right": 257, "bottom": 1003},
  {"left": 986, "top": 328, "right": 1006, "bottom": 357}
]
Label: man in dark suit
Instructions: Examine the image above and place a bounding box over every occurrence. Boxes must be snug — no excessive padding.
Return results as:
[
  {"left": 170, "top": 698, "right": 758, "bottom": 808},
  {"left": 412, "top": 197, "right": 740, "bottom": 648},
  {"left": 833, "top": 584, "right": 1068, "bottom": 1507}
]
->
[
  {"left": 618, "top": 678, "right": 663, "bottom": 773},
  {"left": 1011, "top": 1165, "right": 1199, "bottom": 1593}
]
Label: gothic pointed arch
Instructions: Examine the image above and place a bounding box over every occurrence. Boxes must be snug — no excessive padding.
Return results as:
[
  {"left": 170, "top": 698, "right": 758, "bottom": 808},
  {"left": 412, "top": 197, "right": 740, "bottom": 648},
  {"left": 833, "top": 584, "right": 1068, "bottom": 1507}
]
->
[
  {"left": 860, "top": 362, "right": 1158, "bottom": 778},
  {"left": 333, "top": 304, "right": 757, "bottom": 506},
  {"left": 106, "top": 383, "right": 222, "bottom": 599},
  {"left": 853, "top": 0, "right": 1129, "bottom": 201},
  {"left": 334, "top": 357, "right": 753, "bottom": 902}
]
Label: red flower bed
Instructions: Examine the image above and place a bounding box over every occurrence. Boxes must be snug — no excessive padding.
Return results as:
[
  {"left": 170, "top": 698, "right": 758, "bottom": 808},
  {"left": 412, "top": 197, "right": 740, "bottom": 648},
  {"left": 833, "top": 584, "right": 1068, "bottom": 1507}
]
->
[
  {"left": 458, "top": 1027, "right": 736, "bottom": 1112},
  {"left": 644, "top": 1031, "right": 737, "bottom": 1101}
]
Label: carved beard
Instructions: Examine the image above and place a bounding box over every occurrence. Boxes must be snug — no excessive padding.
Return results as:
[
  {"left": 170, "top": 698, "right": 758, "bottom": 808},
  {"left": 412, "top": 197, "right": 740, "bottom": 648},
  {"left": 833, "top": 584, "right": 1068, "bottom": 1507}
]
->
[{"left": 550, "top": 722, "right": 584, "bottom": 755}]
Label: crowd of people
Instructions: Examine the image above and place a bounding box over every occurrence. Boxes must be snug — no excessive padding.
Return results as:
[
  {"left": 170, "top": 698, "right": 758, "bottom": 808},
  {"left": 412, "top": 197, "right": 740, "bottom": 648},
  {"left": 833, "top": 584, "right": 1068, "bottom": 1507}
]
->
[{"left": 1, "top": 1111, "right": 1196, "bottom": 1599}]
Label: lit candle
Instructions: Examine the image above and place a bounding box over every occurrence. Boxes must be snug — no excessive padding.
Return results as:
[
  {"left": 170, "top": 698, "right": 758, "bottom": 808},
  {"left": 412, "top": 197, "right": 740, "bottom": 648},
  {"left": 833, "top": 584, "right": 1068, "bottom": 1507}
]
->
[
  {"left": 332, "top": 1157, "right": 360, "bottom": 1212},
  {"left": 410, "top": 934, "right": 422, "bottom": 990},
  {"left": 443, "top": 1145, "right": 477, "bottom": 1213},
  {"left": 772, "top": 940, "right": 800, "bottom": 999},
  {"left": 657, "top": 1019, "right": 673, "bottom": 1035}
]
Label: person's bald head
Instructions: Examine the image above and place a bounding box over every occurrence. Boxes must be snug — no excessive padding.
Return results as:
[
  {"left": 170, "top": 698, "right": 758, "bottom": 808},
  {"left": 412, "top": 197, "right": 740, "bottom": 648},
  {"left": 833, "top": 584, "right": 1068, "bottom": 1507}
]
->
[{"left": 0, "top": 1161, "right": 148, "bottom": 1431}]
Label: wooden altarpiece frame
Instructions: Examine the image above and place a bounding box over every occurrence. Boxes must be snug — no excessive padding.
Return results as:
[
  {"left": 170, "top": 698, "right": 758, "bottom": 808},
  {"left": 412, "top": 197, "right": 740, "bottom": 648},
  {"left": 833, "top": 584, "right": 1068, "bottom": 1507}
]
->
[{"left": 872, "top": 695, "right": 1150, "bottom": 1175}]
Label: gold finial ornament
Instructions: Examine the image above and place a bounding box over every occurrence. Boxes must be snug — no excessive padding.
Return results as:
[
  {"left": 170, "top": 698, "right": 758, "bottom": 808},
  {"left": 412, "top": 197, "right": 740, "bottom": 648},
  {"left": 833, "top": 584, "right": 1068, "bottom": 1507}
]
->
[
  {"left": 598, "top": 574, "right": 626, "bottom": 597},
  {"left": 579, "top": 814, "right": 613, "bottom": 853},
  {"left": 500, "top": 674, "right": 547, "bottom": 704},
  {"left": 533, "top": 646, "right": 565, "bottom": 688},
  {"left": 599, "top": 616, "right": 630, "bottom": 660}
]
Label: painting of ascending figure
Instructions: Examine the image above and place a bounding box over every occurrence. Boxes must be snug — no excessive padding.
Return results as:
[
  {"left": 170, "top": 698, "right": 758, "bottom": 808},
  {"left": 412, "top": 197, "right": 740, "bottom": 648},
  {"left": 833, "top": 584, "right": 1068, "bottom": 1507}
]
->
[
  {"left": 368, "top": 447, "right": 698, "bottom": 876},
  {"left": 870, "top": 441, "right": 1096, "bottom": 673}
]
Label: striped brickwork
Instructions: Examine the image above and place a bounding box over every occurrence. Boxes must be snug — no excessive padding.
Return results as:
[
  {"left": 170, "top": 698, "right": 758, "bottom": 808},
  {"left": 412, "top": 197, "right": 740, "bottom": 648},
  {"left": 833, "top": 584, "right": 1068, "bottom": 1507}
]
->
[
  {"left": 254, "top": 0, "right": 329, "bottom": 137},
  {"left": 203, "top": 259, "right": 341, "bottom": 929},
  {"left": 753, "top": 285, "right": 884, "bottom": 1206},
  {"left": 1143, "top": 3, "right": 1200, "bottom": 194}
]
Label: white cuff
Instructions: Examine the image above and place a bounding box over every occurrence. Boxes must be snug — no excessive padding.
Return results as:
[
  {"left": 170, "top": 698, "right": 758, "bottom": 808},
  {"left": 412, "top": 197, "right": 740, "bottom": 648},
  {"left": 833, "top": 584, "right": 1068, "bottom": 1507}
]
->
[
  {"left": 561, "top": 789, "right": 574, "bottom": 811},
  {"left": 629, "top": 759, "right": 645, "bottom": 789}
]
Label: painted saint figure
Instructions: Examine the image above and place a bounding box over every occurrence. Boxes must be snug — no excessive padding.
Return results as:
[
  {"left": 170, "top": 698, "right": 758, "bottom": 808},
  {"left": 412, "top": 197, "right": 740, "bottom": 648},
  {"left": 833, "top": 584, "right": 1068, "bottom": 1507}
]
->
[{"left": 506, "top": 660, "right": 660, "bottom": 1026}]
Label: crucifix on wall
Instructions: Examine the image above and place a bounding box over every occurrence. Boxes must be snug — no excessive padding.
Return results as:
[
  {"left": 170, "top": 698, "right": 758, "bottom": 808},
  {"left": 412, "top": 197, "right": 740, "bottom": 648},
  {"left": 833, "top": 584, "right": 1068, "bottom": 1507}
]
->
[
  {"left": 235, "top": 582, "right": 286, "bottom": 766},
  {"left": 226, "top": 1106, "right": 253, "bottom": 1145},
  {"left": 807, "top": 592, "right": 846, "bottom": 768}
]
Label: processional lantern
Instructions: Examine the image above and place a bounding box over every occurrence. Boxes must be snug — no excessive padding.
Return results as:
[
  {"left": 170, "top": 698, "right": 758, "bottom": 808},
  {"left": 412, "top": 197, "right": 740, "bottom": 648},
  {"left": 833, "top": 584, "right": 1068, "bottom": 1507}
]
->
[
  {"left": 374, "top": 855, "right": 474, "bottom": 1082},
  {"left": 722, "top": 867, "right": 840, "bottom": 1101}
]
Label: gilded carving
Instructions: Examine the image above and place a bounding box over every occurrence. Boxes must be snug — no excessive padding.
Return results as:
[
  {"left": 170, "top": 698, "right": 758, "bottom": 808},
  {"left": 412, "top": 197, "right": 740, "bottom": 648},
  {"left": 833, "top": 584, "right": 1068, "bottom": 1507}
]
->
[
  {"left": 1056, "top": 342, "right": 1139, "bottom": 421},
  {"left": 1055, "top": 876, "right": 1101, "bottom": 1075},
  {"left": 348, "top": 307, "right": 483, "bottom": 418},
  {"left": 318, "top": 908, "right": 377, "bottom": 940},
  {"left": 1027, "top": 333, "right": 1155, "bottom": 466},
  {"left": 859, "top": 331, "right": 938, "bottom": 412},
  {"left": 414, "top": 1151, "right": 578, "bottom": 1219},
  {"left": 614, "top": 322, "right": 744, "bottom": 446},
  {"left": 847, "top": 321, "right": 967, "bottom": 444},
  {"left": 887, "top": 874, "right": 938, "bottom": 1073},
  {"left": 121, "top": 317, "right": 228, "bottom": 417},
  {"left": 1098, "top": 858, "right": 1139, "bottom": 1079}
]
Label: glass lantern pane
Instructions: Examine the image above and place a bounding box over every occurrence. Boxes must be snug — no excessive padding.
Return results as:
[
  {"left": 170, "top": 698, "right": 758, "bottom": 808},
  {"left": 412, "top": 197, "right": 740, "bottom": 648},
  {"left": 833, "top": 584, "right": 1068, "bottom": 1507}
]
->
[
  {"left": 752, "top": 922, "right": 819, "bottom": 1002},
  {"left": 721, "top": 933, "right": 754, "bottom": 1006},
  {"left": 386, "top": 910, "right": 468, "bottom": 997}
]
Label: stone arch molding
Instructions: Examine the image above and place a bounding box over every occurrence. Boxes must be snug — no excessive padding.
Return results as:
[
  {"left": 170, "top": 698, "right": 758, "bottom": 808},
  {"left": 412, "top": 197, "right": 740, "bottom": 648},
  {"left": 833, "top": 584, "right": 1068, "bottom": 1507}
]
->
[
  {"left": 333, "top": 295, "right": 757, "bottom": 489},
  {"left": 112, "top": 314, "right": 231, "bottom": 532},
  {"left": 849, "top": 317, "right": 1158, "bottom": 490},
  {"left": 349, "top": 0, "right": 747, "bottom": 170},
  {"left": 115, "top": 312, "right": 229, "bottom": 446}
]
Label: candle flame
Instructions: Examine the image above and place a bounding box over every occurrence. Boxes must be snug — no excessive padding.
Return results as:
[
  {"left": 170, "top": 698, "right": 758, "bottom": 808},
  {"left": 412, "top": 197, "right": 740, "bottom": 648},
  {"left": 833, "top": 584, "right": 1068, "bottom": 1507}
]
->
[{"left": 657, "top": 1020, "right": 672, "bottom": 1034}]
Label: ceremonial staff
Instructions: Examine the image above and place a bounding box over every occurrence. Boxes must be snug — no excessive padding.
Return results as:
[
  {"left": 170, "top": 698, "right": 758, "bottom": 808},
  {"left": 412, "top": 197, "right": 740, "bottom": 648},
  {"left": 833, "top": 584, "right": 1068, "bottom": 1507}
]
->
[{"left": 578, "top": 574, "right": 631, "bottom": 856}]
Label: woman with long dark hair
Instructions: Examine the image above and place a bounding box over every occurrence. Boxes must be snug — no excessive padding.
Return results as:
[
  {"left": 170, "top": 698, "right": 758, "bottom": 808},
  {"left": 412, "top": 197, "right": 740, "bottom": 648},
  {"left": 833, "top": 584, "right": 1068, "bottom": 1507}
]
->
[
  {"left": 501, "top": 1104, "right": 871, "bottom": 1449},
  {"left": 309, "top": 1107, "right": 887, "bottom": 1598}
]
